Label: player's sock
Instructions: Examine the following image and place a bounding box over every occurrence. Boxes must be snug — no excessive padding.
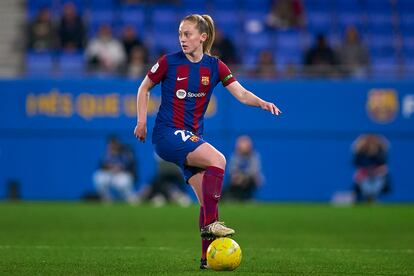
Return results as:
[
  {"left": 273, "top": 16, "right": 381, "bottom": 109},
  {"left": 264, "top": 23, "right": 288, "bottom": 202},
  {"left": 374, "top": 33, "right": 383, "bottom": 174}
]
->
[
  {"left": 202, "top": 166, "right": 224, "bottom": 226},
  {"left": 200, "top": 206, "right": 212, "bottom": 260}
]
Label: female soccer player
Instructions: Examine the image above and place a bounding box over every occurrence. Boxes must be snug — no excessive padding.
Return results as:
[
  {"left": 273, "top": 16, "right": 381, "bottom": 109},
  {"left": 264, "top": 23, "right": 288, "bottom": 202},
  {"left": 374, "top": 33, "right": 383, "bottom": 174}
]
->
[{"left": 134, "top": 14, "right": 281, "bottom": 269}]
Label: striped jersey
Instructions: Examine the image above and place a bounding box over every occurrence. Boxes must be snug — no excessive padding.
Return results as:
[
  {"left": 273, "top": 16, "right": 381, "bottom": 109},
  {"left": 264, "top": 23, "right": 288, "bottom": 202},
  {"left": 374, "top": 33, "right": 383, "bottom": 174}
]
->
[{"left": 147, "top": 51, "right": 236, "bottom": 135}]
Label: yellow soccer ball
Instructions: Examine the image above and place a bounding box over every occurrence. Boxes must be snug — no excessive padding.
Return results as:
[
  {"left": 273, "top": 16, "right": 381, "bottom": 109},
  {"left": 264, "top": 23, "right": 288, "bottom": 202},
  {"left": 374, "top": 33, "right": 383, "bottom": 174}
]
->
[{"left": 206, "top": 237, "right": 242, "bottom": 271}]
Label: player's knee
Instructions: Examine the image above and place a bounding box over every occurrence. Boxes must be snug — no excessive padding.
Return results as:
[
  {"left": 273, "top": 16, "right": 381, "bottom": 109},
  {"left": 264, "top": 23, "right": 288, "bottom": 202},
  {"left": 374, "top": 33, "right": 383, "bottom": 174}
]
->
[{"left": 214, "top": 153, "right": 226, "bottom": 170}]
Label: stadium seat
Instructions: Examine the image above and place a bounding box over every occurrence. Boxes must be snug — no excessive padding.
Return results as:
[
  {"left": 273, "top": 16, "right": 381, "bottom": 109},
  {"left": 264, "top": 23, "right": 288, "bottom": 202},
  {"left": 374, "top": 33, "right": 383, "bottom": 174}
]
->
[
  {"left": 307, "top": 12, "right": 335, "bottom": 33},
  {"left": 245, "top": 32, "right": 273, "bottom": 52},
  {"left": 365, "top": 34, "right": 396, "bottom": 56},
  {"left": 363, "top": 0, "right": 392, "bottom": 13},
  {"left": 87, "top": 0, "right": 115, "bottom": 10},
  {"left": 212, "top": 10, "right": 241, "bottom": 39},
  {"left": 337, "top": 13, "right": 365, "bottom": 30},
  {"left": 58, "top": 51, "right": 85, "bottom": 77},
  {"left": 151, "top": 8, "right": 180, "bottom": 33},
  {"left": 242, "top": 0, "right": 271, "bottom": 13},
  {"left": 26, "top": 51, "right": 55, "bottom": 76},
  {"left": 335, "top": 0, "right": 362, "bottom": 12},
  {"left": 150, "top": 31, "right": 180, "bottom": 54},
  {"left": 117, "top": 8, "right": 146, "bottom": 36},
  {"left": 86, "top": 10, "right": 115, "bottom": 37},
  {"left": 397, "top": 0, "right": 414, "bottom": 11},
  {"left": 181, "top": 0, "right": 207, "bottom": 12},
  {"left": 370, "top": 56, "right": 398, "bottom": 78},
  {"left": 303, "top": 0, "right": 334, "bottom": 12},
  {"left": 400, "top": 13, "right": 414, "bottom": 35},
  {"left": 366, "top": 13, "right": 394, "bottom": 35}
]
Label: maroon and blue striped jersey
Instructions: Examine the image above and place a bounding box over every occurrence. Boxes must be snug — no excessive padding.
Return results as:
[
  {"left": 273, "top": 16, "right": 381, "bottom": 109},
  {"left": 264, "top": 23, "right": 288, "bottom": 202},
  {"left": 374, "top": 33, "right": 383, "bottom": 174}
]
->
[{"left": 147, "top": 51, "right": 236, "bottom": 135}]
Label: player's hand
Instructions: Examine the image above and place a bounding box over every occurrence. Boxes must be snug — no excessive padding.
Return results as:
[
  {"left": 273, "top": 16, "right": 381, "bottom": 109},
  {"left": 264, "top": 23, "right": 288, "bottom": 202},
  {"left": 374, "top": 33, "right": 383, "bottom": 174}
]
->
[
  {"left": 260, "top": 101, "right": 282, "bottom": 115},
  {"left": 134, "top": 122, "right": 147, "bottom": 142}
]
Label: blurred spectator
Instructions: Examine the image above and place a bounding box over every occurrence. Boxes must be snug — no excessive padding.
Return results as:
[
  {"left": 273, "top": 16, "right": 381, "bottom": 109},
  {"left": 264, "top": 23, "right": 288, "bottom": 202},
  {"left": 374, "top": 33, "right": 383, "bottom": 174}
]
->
[
  {"left": 224, "top": 135, "right": 263, "bottom": 201},
  {"left": 337, "top": 26, "right": 370, "bottom": 78},
  {"left": 266, "top": 0, "right": 305, "bottom": 29},
  {"left": 121, "top": 26, "right": 149, "bottom": 64},
  {"left": 250, "top": 50, "right": 278, "bottom": 79},
  {"left": 27, "top": 8, "right": 57, "bottom": 51},
  {"left": 352, "top": 134, "right": 391, "bottom": 203},
  {"left": 138, "top": 156, "right": 191, "bottom": 207},
  {"left": 303, "top": 34, "right": 339, "bottom": 77},
  {"left": 58, "top": 2, "right": 85, "bottom": 51},
  {"left": 211, "top": 29, "right": 238, "bottom": 66},
  {"left": 93, "top": 136, "right": 137, "bottom": 204},
  {"left": 86, "top": 25, "right": 127, "bottom": 74},
  {"left": 126, "top": 46, "right": 147, "bottom": 78}
]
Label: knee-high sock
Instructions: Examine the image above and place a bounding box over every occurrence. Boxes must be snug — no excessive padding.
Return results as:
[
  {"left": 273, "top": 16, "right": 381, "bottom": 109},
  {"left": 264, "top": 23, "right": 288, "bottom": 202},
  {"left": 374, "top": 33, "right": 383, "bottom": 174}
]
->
[
  {"left": 199, "top": 206, "right": 212, "bottom": 260},
  {"left": 202, "top": 166, "right": 224, "bottom": 226}
]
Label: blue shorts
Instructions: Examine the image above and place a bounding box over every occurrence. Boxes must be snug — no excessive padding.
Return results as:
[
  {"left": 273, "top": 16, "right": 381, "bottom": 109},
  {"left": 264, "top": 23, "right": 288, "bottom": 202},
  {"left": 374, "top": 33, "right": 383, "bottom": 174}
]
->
[{"left": 152, "top": 127, "right": 205, "bottom": 183}]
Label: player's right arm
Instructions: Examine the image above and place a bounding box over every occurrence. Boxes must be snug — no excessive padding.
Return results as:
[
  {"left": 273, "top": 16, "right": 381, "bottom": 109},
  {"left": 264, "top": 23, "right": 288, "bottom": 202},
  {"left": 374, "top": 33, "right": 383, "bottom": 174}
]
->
[
  {"left": 134, "top": 76, "right": 155, "bottom": 142},
  {"left": 134, "top": 55, "right": 168, "bottom": 142}
]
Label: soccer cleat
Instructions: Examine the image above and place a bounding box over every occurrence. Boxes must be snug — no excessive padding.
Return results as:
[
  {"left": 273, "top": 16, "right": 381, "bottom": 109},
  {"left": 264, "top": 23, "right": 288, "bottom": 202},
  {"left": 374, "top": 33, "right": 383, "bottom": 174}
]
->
[
  {"left": 200, "top": 258, "right": 208, "bottom": 269},
  {"left": 200, "top": 221, "right": 235, "bottom": 240}
]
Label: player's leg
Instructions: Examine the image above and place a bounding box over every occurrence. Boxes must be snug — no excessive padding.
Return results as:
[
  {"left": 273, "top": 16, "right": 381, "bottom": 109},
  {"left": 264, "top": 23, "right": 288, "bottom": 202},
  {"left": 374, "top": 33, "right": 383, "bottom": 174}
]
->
[
  {"left": 186, "top": 143, "right": 235, "bottom": 238},
  {"left": 188, "top": 171, "right": 210, "bottom": 269},
  {"left": 93, "top": 170, "right": 112, "bottom": 202}
]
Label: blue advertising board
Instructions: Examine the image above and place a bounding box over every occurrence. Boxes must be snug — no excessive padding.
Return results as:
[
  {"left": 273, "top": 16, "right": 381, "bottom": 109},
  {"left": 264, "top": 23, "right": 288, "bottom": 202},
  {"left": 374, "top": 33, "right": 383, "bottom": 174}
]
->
[{"left": 0, "top": 78, "right": 413, "bottom": 201}]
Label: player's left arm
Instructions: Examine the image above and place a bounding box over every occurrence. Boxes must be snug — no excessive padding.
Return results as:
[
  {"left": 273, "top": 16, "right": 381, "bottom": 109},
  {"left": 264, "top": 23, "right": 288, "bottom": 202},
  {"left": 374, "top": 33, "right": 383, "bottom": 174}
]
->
[{"left": 226, "top": 81, "right": 282, "bottom": 115}]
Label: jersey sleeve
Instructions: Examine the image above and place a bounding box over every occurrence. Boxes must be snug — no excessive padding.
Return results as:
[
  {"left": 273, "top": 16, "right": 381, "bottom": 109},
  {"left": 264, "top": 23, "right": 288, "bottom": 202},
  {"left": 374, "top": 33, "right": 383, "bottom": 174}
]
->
[
  {"left": 147, "top": 55, "right": 168, "bottom": 84},
  {"left": 218, "top": 59, "right": 236, "bottom": 87}
]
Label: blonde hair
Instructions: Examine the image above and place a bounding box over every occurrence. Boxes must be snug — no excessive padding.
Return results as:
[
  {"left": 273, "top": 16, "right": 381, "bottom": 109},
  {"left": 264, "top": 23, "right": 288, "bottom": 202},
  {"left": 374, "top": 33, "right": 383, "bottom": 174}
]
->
[{"left": 182, "top": 14, "right": 215, "bottom": 55}]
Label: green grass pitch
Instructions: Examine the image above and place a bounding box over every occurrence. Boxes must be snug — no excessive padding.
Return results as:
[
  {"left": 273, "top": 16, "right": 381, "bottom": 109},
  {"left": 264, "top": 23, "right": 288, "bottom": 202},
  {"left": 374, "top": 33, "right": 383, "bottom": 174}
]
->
[{"left": 0, "top": 202, "right": 413, "bottom": 275}]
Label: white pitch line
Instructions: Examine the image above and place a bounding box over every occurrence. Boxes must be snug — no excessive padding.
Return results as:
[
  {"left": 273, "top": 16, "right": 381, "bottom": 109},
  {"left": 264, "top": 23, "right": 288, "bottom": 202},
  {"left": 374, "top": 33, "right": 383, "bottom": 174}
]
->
[{"left": 0, "top": 245, "right": 413, "bottom": 254}]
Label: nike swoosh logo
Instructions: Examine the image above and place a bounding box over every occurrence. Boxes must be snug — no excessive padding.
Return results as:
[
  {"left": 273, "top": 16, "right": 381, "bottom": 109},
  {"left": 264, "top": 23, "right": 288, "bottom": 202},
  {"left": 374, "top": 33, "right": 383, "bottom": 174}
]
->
[{"left": 177, "top": 77, "right": 188, "bottom": 81}]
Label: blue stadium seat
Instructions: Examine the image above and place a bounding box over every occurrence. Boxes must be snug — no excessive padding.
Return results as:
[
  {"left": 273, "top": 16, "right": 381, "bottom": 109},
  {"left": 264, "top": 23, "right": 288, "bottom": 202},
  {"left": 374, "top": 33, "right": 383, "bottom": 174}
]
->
[
  {"left": 400, "top": 13, "right": 414, "bottom": 35},
  {"left": 26, "top": 51, "right": 55, "bottom": 76},
  {"left": 151, "top": 8, "right": 180, "bottom": 33},
  {"left": 58, "top": 51, "right": 85, "bottom": 77},
  {"left": 27, "top": 0, "right": 56, "bottom": 19},
  {"left": 118, "top": 8, "right": 146, "bottom": 36},
  {"left": 366, "top": 13, "right": 394, "bottom": 34},
  {"left": 307, "top": 12, "right": 335, "bottom": 33},
  {"left": 335, "top": 0, "right": 362, "bottom": 12},
  {"left": 87, "top": 0, "right": 115, "bottom": 10},
  {"left": 276, "top": 31, "right": 304, "bottom": 52},
  {"left": 245, "top": 32, "right": 273, "bottom": 52},
  {"left": 181, "top": 0, "right": 208, "bottom": 12},
  {"left": 398, "top": 0, "right": 414, "bottom": 12},
  {"left": 337, "top": 13, "right": 365, "bottom": 30},
  {"left": 370, "top": 56, "right": 398, "bottom": 78},
  {"left": 363, "top": 0, "right": 392, "bottom": 13},
  {"left": 303, "top": 0, "right": 334, "bottom": 12},
  {"left": 151, "top": 32, "right": 180, "bottom": 54},
  {"left": 212, "top": 10, "right": 241, "bottom": 39},
  {"left": 87, "top": 10, "right": 115, "bottom": 37},
  {"left": 365, "top": 34, "right": 396, "bottom": 56},
  {"left": 242, "top": 0, "right": 271, "bottom": 13},
  {"left": 210, "top": 0, "right": 238, "bottom": 10}
]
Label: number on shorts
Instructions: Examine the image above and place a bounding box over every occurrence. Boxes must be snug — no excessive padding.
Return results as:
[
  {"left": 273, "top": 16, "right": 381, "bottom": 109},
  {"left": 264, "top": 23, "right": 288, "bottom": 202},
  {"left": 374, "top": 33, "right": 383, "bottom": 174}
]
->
[{"left": 174, "top": 130, "right": 191, "bottom": 142}]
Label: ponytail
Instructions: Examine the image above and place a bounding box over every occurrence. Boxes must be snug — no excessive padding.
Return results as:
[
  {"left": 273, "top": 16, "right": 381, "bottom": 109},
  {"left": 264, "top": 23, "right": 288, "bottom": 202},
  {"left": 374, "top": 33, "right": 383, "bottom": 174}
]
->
[
  {"left": 201, "top": 15, "right": 215, "bottom": 55},
  {"left": 182, "top": 14, "right": 215, "bottom": 55}
]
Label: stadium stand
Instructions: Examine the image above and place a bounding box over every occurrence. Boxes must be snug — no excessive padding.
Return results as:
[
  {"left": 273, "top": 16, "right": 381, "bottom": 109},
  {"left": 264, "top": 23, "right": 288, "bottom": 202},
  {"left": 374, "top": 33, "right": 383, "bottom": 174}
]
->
[{"left": 24, "top": 0, "right": 414, "bottom": 78}]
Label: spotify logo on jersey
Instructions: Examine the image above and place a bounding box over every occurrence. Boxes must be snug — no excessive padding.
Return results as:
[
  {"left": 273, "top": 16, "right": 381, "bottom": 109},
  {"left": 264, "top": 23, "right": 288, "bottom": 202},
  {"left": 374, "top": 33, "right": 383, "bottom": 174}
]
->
[
  {"left": 176, "top": 89, "right": 187, "bottom": 99},
  {"left": 176, "top": 89, "right": 206, "bottom": 99}
]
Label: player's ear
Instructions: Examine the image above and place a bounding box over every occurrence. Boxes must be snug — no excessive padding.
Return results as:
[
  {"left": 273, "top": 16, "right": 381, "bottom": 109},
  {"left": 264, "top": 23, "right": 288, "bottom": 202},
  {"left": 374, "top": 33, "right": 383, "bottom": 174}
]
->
[{"left": 200, "top": 32, "right": 207, "bottom": 42}]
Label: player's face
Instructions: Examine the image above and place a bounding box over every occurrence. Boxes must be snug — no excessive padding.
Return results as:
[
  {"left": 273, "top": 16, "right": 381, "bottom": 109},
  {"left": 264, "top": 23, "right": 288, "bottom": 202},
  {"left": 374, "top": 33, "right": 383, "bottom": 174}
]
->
[{"left": 179, "top": 20, "right": 207, "bottom": 55}]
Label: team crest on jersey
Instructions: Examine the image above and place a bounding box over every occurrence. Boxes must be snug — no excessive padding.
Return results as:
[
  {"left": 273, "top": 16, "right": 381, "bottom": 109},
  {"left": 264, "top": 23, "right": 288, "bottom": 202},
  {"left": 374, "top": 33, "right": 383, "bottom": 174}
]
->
[
  {"left": 190, "top": 135, "right": 200, "bottom": 142},
  {"left": 201, "top": 76, "right": 210, "bottom": 86},
  {"left": 366, "top": 89, "right": 399, "bottom": 124}
]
